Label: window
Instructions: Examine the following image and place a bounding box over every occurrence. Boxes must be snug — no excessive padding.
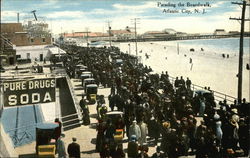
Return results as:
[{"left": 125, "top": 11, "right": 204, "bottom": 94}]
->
[
  {"left": 42, "top": 38, "right": 46, "bottom": 43},
  {"left": 27, "top": 53, "right": 30, "bottom": 59},
  {"left": 30, "top": 38, "right": 34, "bottom": 43},
  {"left": 16, "top": 55, "right": 21, "bottom": 59}
]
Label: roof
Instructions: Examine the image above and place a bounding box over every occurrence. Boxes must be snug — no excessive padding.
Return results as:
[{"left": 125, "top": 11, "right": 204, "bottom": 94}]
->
[
  {"left": 81, "top": 71, "right": 92, "bottom": 74},
  {"left": 64, "top": 32, "right": 109, "bottom": 38},
  {"left": 110, "top": 30, "right": 134, "bottom": 34},
  {"left": 163, "top": 28, "right": 177, "bottom": 33},
  {"left": 15, "top": 45, "right": 48, "bottom": 50},
  {"left": 86, "top": 84, "right": 98, "bottom": 87},
  {"left": 144, "top": 31, "right": 163, "bottom": 34},
  {"left": 48, "top": 47, "right": 66, "bottom": 55},
  {"left": 84, "top": 78, "right": 95, "bottom": 81}
]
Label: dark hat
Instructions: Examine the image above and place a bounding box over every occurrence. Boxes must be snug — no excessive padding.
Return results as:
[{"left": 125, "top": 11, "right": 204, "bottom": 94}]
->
[
  {"left": 61, "top": 133, "right": 65, "bottom": 137},
  {"left": 72, "top": 137, "right": 77, "bottom": 141},
  {"left": 156, "top": 146, "right": 161, "bottom": 152}
]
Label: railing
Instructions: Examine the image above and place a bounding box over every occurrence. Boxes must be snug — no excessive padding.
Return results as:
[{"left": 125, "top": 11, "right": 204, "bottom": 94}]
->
[
  {"left": 0, "top": 34, "right": 14, "bottom": 49},
  {"left": 65, "top": 75, "right": 83, "bottom": 122},
  {"left": 168, "top": 75, "right": 237, "bottom": 104}
]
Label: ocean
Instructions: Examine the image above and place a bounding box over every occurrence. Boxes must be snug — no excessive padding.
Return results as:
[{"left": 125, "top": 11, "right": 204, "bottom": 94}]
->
[{"left": 157, "top": 37, "right": 250, "bottom": 56}]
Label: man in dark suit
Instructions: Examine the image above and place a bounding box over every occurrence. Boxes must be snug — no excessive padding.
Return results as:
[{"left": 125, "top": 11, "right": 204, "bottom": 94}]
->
[{"left": 67, "top": 137, "right": 80, "bottom": 158}]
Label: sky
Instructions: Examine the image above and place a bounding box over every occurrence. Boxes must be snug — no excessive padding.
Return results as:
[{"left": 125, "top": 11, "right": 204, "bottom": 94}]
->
[{"left": 1, "top": 0, "right": 250, "bottom": 34}]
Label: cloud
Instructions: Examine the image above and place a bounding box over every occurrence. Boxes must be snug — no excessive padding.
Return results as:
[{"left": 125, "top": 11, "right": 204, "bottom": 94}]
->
[
  {"left": 2, "top": 11, "right": 17, "bottom": 18},
  {"left": 113, "top": 2, "right": 157, "bottom": 10},
  {"left": 1, "top": 11, "right": 29, "bottom": 21},
  {"left": 212, "top": 1, "right": 227, "bottom": 8},
  {"left": 50, "top": 19, "right": 105, "bottom": 34},
  {"left": 45, "top": 11, "right": 85, "bottom": 19}
]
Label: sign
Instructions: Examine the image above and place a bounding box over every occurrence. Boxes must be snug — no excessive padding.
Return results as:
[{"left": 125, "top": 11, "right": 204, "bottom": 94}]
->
[{"left": 2, "top": 78, "right": 56, "bottom": 107}]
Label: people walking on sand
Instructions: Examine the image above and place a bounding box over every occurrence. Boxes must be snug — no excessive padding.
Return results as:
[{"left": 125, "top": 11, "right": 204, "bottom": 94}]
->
[
  {"left": 56, "top": 133, "right": 67, "bottom": 158},
  {"left": 67, "top": 137, "right": 80, "bottom": 158},
  {"left": 189, "top": 57, "right": 192, "bottom": 64}
]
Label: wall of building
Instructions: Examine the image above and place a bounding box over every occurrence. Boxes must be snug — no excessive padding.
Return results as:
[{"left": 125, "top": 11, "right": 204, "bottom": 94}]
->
[
  {"left": 28, "top": 36, "right": 52, "bottom": 46},
  {"left": 0, "top": 50, "right": 16, "bottom": 66},
  {"left": 1, "top": 23, "right": 23, "bottom": 33},
  {"left": 1, "top": 23, "right": 52, "bottom": 46},
  {"left": 15, "top": 45, "right": 49, "bottom": 61},
  {"left": 11, "top": 33, "right": 29, "bottom": 46}
]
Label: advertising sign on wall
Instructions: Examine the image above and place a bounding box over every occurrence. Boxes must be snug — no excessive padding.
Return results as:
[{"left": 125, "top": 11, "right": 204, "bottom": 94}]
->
[{"left": 2, "top": 78, "right": 56, "bottom": 107}]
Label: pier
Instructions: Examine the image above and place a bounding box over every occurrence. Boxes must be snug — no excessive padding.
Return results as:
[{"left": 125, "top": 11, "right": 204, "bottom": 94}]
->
[{"left": 115, "top": 33, "right": 250, "bottom": 42}]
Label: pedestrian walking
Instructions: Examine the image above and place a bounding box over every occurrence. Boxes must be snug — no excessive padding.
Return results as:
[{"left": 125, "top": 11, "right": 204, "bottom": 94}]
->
[
  {"left": 129, "top": 120, "right": 141, "bottom": 141},
  {"left": 67, "top": 137, "right": 80, "bottom": 158},
  {"left": 54, "top": 118, "right": 62, "bottom": 141},
  {"left": 56, "top": 133, "right": 66, "bottom": 158},
  {"left": 127, "top": 135, "right": 139, "bottom": 158},
  {"left": 138, "top": 120, "right": 148, "bottom": 145}
]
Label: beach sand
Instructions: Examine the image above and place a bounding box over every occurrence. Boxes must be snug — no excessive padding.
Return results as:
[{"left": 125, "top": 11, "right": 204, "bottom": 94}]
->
[{"left": 117, "top": 41, "right": 250, "bottom": 102}]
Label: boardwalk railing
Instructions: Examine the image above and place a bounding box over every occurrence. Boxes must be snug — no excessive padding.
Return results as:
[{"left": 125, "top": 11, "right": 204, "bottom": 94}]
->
[
  {"left": 65, "top": 75, "right": 83, "bottom": 122},
  {"left": 168, "top": 76, "right": 237, "bottom": 104}
]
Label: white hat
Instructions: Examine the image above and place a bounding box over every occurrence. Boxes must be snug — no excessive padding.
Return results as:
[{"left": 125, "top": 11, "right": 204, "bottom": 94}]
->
[
  {"left": 231, "top": 108, "right": 238, "bottom": 114},
  {"left": 214, "top": 113, "right": 220, "bottom": 120}
]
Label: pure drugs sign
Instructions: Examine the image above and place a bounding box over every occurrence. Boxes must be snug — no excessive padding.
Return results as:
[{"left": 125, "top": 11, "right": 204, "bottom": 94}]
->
[{"left": 2, "top": 78, "right": 56, "bottom": 107}]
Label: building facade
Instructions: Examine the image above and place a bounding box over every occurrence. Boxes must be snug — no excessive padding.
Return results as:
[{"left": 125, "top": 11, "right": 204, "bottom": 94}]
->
[
  {"left": 0, "top": 35, "right": 16, "bottom": 66},
  {"left": 1, "top": 22, "right": 52, "bottom": 46}
]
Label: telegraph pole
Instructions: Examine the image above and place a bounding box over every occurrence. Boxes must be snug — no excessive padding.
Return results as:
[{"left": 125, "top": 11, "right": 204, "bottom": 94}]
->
[
  {"left": 131, "top": 18, "right": 140, "bottom": 57},
  {"left": 107, "top": 21, "right": 112, "bottom": 48},
  {"left": 17, "top": 13, "right": 20, "bottom": 23},
  {"left": 230, "top": 0, "right": 250, "bottom": 103}
]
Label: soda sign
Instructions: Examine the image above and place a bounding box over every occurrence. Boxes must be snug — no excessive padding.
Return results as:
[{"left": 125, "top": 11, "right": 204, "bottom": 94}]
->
[{"left": 1, "top": 78, "right": 56, "bottom": 107}]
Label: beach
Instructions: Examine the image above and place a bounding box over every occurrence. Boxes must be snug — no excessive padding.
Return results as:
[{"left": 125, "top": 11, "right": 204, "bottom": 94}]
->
[{"left": 117, "top": 38, "right": 250, "bottom": 101}]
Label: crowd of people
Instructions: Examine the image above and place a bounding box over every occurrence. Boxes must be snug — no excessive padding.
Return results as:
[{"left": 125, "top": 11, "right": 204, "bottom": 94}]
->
[{"left": 59, "top": 45, "right": 249, "bottom": 158}]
